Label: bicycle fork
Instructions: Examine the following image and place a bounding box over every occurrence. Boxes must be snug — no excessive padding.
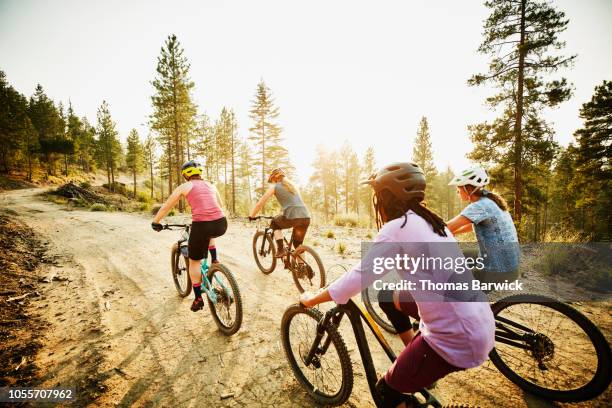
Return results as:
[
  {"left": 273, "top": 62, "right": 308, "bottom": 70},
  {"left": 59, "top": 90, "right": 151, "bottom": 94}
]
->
[{"left": 200, "top": 264, "right": 232, "bottom": 305}]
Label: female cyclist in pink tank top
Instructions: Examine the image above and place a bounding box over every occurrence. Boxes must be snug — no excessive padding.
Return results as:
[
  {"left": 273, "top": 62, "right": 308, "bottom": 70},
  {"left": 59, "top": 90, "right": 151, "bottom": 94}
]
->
[{"left": 152, "top": 160, "right": 227, "bottom": 312}]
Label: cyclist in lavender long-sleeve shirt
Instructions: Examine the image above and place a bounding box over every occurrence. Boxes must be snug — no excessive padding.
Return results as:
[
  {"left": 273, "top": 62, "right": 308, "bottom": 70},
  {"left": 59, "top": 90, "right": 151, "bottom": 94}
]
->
[{"left": 300, "top": 162, "right": 495, "bottom": 408}]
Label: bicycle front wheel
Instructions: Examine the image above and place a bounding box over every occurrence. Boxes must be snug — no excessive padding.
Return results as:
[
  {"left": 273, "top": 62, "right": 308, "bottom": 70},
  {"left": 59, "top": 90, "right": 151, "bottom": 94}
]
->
[
  {"left": 490, "top": 294, "right": 611, "bottom": 402},
  {"left": 291, "top": 245, "right": 326, "bottom": 293},
  {"left": 171, "top": 243, "right": 191, "bottom": 297},
  {"left": 252, "top": 231, "right": 276, "bottom": 274},
  {"left": 280, "top": 304, "right": 353, "bottom": 406},
  {"left": 206, "top": 264, "right": 243, "bottom": 336}
]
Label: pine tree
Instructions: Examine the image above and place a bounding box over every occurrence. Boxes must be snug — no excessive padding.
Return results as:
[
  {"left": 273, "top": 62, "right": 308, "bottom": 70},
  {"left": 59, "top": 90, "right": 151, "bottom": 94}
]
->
[
  {"left": 572, "top": 80, "right": 612, "bottom": 239},
  {"left": 412, "top": 116, "right": 437, "bottom": 181},
  {"left": 339, "top": 141, "right": 354, "bottom": 214},
  {"left": 95, "top": 100, "right": 121, "bottom": 190},
  {"left": 126, "top": 129, "right": 144, "bottom": 198},
  {"left": 150, "top": 34, "right": 198, "bottom": 206},
  {"left": 238, "top": 138, "right": 254, "bottom": 207},
  {"left": 360, "top": 147, "right": 376, "bottom": 228},
  {"left": 469, "top": 0, "right": 575, "bottom": 225},
  {"left": 248, "top": 80, "right": 286, "bottom": 195},
  {"left": 28, "top": 84, "right": 65, "bottom": 176},
  {"left": 0, "top": 71, "right": 36, "bottom": 176},
  {"left": 143, "top": 134, "right": 156, "bottom": 200}
]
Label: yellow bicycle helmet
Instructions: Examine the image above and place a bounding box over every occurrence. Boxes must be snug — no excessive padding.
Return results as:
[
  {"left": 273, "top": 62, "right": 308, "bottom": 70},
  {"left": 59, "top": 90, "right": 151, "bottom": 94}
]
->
[{"left": 181, "top": 160, "right": 203, "bottom": 178}]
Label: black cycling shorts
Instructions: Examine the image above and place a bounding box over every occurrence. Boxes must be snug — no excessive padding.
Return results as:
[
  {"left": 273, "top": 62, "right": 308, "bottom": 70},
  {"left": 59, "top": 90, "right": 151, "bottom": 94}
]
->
[
  {"left": 270, "top": 215, "right": 310, "bottom": 248},
  {"left": 188, "top": 217, "right": 227, "bottom": 261}
]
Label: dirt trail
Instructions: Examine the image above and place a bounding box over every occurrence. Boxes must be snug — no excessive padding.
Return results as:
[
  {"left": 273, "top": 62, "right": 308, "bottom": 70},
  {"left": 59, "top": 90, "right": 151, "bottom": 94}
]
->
[{"left": 0, "top": 188, "right": 609, "bottom": 407}]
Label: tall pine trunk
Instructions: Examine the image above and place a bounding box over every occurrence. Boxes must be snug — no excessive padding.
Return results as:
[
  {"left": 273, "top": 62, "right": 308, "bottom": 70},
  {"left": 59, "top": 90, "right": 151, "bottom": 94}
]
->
[
  {"left": 513, "top": 0, "right": 527, "bottom": 228},
  {"left": 133, "top": 167, "right": 137, "bottom": 199},
  {"left": 231, "top": 127, "right": 236, "bottom": 215}
]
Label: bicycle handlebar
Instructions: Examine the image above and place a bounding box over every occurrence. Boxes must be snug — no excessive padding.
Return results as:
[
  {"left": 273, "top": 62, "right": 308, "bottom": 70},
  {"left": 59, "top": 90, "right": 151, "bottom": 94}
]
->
[
  {"left": 163, "top": 223, "right": 190, "bottom": 230},
  {"left": 248, "top": 215, "right": 274, "bottom": 221}
]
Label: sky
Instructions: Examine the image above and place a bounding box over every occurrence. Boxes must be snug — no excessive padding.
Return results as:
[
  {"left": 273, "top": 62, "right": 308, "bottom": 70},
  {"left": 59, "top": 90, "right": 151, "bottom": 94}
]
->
[{"left": 1, "top": 0, "right": 611, "bottom": 184}]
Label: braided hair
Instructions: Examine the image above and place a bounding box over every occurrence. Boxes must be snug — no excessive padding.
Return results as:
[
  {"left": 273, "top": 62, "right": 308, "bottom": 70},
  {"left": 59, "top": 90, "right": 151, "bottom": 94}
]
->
[{"left": 373, "top": 189, "right": 447, "bottom": 237}]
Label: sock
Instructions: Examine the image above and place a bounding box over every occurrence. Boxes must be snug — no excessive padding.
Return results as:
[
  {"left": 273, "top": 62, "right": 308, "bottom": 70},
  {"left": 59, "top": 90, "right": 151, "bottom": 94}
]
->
[
  {"left": 276, "top": 239, "right": 284, "bottom": 251},
  {"left": 209, "top": 246, "right": 217, "bottom": 262},
  {"left": 193, "top": 283, "right": 202, "bottom": 300}
]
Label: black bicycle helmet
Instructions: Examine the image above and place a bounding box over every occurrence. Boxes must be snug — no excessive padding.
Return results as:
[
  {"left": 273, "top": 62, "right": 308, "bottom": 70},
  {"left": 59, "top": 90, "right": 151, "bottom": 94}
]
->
[{"left": 362, "top": 162, "right": 426, "bottom": 202}]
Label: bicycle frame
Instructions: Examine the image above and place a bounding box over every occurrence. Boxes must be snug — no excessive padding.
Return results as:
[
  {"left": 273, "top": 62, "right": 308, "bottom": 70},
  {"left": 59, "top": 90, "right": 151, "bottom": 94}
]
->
[
  {"left": 257, "top": 223, "right": 304, "bottom": 267},
  {"left": 170, "top": 223, "right": 231, "bottom": 306},
  {"left": 304, "top": 300, "right": 440, "bottom": 408}
]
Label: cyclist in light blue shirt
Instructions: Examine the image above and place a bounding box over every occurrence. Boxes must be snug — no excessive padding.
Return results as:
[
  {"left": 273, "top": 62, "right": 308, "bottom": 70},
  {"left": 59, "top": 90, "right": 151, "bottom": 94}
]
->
[{"left": 446, "top": 166, "right": 520, "bottom": 283}]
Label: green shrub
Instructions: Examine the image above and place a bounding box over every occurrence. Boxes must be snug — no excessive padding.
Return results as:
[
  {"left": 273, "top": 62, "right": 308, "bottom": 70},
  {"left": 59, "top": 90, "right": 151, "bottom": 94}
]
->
[
  {"left": 334, "top": 213, "right": 358, "bottom": 227},
  {"left": 138, "top": 202, "right": 149, "bottom": 211},
  {"left": 79, "top": 180, "right": 92, "bottom": 189},
  {"left": 168, "top": 208, "right": 176, "bottom": 216},
  {"left": 90, "top": 203, "right": 107, "bottom": 212},
  {"left": 326, "top": 230, "right": 335, "bottom": 239},
  {"left": 337, "top": 242, "right": 347, "bottom": 254},
  {"left": 137, "top": 191, "right": 151, "bottom": 203},
  {"left": 365, "top": 232, "right": 373, "bottom": 240},
  {"left": 102, "top": 182, "right": 128, "bottom": 196}
]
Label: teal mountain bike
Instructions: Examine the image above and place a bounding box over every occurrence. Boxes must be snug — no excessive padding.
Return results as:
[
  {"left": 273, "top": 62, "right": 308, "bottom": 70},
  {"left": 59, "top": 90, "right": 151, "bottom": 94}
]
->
[{"left": 166, "top": 224, "right": 243, "bottom": 335}]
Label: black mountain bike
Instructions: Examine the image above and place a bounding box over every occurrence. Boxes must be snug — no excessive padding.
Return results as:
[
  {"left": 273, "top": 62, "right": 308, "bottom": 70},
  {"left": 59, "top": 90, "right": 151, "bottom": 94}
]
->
[
  {"left": 166, "top": 223, "right": 243, "bottom": 336},
  {"left": 361, "top": 288, "right": 611, "bottom": 402},
  {"left": 281, "top": 300, "right": 442, "bottom": 407},
  {"left": 250, "top": 215, "right": 326, "bottom": 293}
]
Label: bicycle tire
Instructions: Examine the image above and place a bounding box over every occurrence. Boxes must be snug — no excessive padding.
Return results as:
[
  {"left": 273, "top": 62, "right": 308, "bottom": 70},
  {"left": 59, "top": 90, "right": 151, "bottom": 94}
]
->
[
  {"left": 490, "top": 294, "right": 611, "bottom": 402},
  {"left": 280, "top": 304, "right": 353, "bottom": 406},
  {"left": 206, "top": 263, "right": 243, "bottom": 336},
  {"left": 291, "top": 245, "right": 326, "bottom": 293},
  {"left": 361, "top": 286, "right": 397, "bottom": 334},
  {"left": 252, "top": 231, "right": 276, "bottom": 274},
  {"left": 171, "top": 243, "right": 191, "bottom": 297}
]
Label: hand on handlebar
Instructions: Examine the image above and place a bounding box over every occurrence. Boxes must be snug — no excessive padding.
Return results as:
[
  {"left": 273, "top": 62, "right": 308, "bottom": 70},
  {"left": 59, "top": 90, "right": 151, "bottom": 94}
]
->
[{"left": 151, "top": 222, "right": 163, "bottom": 232}]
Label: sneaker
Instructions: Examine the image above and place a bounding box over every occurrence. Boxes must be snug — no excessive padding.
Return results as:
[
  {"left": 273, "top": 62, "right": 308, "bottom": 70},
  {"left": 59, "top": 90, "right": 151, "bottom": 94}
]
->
[{"left": 191, "top": 297, "right": 204, "bottom": 312}]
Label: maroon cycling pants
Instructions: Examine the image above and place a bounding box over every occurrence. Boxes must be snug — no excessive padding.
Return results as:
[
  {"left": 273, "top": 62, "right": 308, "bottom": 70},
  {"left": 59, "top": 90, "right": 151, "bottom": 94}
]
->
[{"left": 384, "top": 295, "right": 464, "bottom": 393}]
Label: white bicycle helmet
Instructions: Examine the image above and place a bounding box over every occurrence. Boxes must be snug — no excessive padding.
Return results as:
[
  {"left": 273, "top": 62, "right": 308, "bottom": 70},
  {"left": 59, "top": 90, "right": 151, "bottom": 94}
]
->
[{"left": 448, "top": 166, "right": 490, "bottom": 188}]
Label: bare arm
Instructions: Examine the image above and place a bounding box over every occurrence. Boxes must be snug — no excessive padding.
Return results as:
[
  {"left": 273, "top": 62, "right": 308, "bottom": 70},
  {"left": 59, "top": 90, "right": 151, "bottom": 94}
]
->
[
  {"left": 446, "top": 215, "right": 473, "bottom": 235},
  {"left": 153, "top": 184, "right": 187, "bottom": 223},
  {"left": 249, "top": 185, "right": 275, "bottom": 218},
  {"left": 299, "top": 288, "right": 333, "bottom": 308},
  {"left": 454, "top": 223, "right": 473, "bottom": 235}
]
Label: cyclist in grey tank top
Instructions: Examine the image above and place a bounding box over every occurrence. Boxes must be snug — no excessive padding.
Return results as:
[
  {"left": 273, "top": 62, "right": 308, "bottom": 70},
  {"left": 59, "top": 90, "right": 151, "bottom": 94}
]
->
[{"left": 249, "top": 168, "right": 311, "bottom": 258}]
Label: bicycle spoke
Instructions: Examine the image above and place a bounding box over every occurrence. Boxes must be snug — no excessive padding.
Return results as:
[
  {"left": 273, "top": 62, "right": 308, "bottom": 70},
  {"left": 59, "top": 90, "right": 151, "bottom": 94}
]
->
[{"left": 495, "top": 303, "right": 597, "bottom": 391}]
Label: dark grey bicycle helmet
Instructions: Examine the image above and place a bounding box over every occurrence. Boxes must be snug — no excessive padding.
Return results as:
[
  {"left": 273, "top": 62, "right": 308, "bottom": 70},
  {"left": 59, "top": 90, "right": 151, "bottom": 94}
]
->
[{"left": 362, "top": 162, "right": 426, "bottom": 201}]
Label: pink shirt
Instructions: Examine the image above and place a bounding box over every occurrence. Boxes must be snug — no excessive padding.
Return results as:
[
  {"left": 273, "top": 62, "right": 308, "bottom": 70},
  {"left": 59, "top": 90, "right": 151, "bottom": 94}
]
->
[
  {"left": 186, "top": 180, "right": 224, "bottom": 222},
  {"left": 328, "top": 211, "right": 495, "bottom": 369}
]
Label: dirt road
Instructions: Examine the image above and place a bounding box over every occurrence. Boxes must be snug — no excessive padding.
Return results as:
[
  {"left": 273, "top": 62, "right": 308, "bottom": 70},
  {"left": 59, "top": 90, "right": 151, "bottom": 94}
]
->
[{"left": 0, "top": 188, "right": 609, "bottom": 407}]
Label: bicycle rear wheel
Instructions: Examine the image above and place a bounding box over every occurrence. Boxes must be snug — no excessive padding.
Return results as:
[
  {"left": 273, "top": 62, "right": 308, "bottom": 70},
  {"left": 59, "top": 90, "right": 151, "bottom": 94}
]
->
[
  {"left": 206, "top": 264, "right": 243, "bottom": 336},
  {"left": 171, "top": 243, "right": 191, "bottom": 297},
  {"left": 280, "top": 305, "right": 353, "bottom": 406},
  {"left": 291, "top": 245, "right": 326, "bottom": 293},
  {"left": 252, "top": 231, "right": 276, "bottom": 274},
  {"left": 490, "top": 294, "right": 611, "bottom": 402}
]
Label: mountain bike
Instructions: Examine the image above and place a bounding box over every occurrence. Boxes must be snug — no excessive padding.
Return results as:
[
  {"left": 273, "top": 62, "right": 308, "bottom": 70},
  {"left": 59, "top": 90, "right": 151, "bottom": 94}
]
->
[
  {"left": 281, "top": 300, "right": 442, "bottom": 407},
  {"left": 250, "top": 215, "right": 326, "bottom": 293},
  {"left": 361, "top": 287, "right": 611, "bottom": 402},
  {"left": 166, "top": 223, "right": 243, "bottom": 335}
]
